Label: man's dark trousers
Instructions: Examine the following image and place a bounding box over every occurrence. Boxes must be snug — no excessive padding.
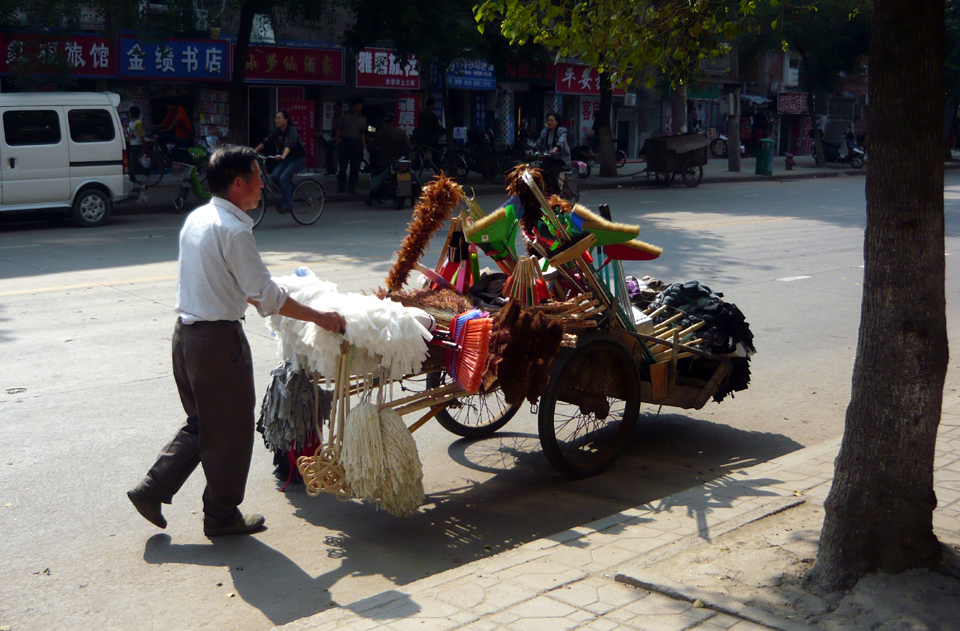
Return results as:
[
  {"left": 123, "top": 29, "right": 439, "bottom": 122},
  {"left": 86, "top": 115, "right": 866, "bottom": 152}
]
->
[{"left": 139, "top": 319, "right": 256, "bottom": 525}]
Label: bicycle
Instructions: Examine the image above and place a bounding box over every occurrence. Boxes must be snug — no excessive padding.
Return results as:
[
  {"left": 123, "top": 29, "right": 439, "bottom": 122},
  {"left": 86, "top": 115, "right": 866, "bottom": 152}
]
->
[
  {"left": 529, "top": 152, "right": 581, "bottom": 204},
  {"left": 131, "top": 138, "right": 209, "bottom": 188},
  {"left": 411, "top": 141, "right": 469, "bottom": 180},
  {"left": 245, "top": 154, "right": 326, "bottom": 228},
  {"left": 171, "top": 161, "right": 211, "bottom": 213}
]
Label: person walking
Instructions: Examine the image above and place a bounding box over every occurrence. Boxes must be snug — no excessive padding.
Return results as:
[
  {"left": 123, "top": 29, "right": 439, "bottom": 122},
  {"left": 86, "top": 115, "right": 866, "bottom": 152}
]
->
[
  {"left": 126, "top": 145, "right": 345, "bottom": 537},
  {"left": 335, "top": 98, "right": 366, "bottom": 194},
  {"left": 126, "top": 106, "right": 145, "bottom": 177},
  {"left": 417, "top": 97, "right": 445, "bottom": 165},
  {"left": 254, "top": 110, "right": 306, "bottom": 212}
]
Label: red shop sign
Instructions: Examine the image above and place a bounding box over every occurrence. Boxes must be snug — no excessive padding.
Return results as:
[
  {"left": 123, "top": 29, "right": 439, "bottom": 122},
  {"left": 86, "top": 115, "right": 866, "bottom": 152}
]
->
[
  {"left": 555, "top": 63, "right": 625, "bottom": 95},
  {"left": 356, "top": 48, "right": 420, "bottom": 90},
  {"left": 777, "top": 92, "right": 808, "bottom": 115},
  {"left": 0, "top": 33, "right": 116, "bottom": 78},
  {"left": 243, "top": 45, "right": 344, "bottom": 84}
]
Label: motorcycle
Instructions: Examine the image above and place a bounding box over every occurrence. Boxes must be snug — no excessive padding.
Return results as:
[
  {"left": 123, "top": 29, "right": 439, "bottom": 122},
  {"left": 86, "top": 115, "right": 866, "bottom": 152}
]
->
[
  {"left": 365, "top": 158, "right": 422, "bottom": 210},
  {"left": 816, "top": 137, "right": 866, "bottom": 169}
]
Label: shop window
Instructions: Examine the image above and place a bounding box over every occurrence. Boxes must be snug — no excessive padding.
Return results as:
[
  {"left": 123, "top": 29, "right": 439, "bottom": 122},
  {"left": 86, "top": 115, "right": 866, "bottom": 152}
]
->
[
  {"left": 67, "top": 109, "right": 116, "bottom": 143},
  {"left": 2, "top": 110, "right": 61, "bottom": 146}
]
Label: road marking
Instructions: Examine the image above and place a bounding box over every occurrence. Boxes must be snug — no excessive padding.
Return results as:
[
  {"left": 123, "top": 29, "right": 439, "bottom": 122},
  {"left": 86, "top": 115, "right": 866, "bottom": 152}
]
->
[
  {"left": 0, "top": 244, "right": 40, "bottom": 250},
  {"left": 0, "top": 275, "right": 178, "bottom": 297},
  {"left": 776, "top": 275, "right": 811, "bottom": 282}
]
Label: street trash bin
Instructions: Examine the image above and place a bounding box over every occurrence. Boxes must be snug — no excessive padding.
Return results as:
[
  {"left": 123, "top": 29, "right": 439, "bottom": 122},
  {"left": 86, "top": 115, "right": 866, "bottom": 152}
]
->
[{"left": 755, "top": 138, "right": 774, "bottom": 176}]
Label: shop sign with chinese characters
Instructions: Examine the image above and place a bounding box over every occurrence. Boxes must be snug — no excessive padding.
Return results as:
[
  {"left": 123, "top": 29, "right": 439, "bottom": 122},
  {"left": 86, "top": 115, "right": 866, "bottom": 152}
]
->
[
  {"left": 555, "top": 63, "right": 626, "bottom": 95},
  {"left": 777, "top": 92, "right": 808, "bottom": 115},
  {"left": 119, "top": 37, "right": 229, "bottom": 81},
  {"left": 395, "top": 94, "right": 418, "bottom": 135},
  {"left": 356, "top": 48, "right": 419, "bottom": 89},
  {"left": 446, "top": 59, "right": 495, "bottom": 91},
  {"left": 243, "top": 45, "right": 344, "bottom": 84},
  {"left": 0, "top": 33, "right": 116, "bottom": 77}
]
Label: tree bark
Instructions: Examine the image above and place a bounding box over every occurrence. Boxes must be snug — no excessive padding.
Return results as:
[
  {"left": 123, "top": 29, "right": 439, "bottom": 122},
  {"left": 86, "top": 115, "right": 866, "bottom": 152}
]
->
[
  {"left": 227, "top": 0, "right": 259, "bottom": 145},
  {"left": 597, "top": 72, "right": 617, "bottom": 177},
  {"left": 671, "top": 83, "right": 687, "bottom": 134},
  {"left": 805, "top": 0, "right": 948, "bottom": 594}
]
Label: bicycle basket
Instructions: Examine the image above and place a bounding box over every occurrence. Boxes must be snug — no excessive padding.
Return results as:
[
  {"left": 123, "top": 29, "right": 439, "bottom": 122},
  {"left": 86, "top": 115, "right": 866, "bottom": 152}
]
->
[{"left": 171, "top": 161, "right": 196, "bottom": 183}]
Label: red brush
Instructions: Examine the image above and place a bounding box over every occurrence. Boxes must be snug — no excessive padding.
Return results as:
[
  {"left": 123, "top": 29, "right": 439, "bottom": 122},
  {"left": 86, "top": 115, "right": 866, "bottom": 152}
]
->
[{"left": 453, "top": 316, "right": 491, "bottom": 393}]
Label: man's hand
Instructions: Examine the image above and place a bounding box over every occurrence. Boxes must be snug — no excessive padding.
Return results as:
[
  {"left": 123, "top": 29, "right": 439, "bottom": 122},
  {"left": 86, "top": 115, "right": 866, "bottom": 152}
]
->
[{"left": 315, "top": 311, "right": 346, "bottom": 334}]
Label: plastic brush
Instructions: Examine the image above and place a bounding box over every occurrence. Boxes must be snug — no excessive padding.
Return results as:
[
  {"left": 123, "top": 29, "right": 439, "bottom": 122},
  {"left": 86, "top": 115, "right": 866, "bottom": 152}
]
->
[{"left": 452, "top": 314, "right": 491, "bottom": 393}]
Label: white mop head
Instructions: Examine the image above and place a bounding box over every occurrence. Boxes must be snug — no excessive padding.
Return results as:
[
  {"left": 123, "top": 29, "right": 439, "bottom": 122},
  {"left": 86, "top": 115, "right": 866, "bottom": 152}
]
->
[
  {"left": 341, "top": 402, "right": 385, "bottom": 500},
  {"left": 376, "top": 407, "right": 424, "bottom": 517}
]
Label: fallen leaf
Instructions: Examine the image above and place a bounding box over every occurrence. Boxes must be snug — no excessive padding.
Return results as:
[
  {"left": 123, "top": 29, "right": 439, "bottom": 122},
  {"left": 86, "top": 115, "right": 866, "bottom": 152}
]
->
[
  {"left": 693, "top": 599, "right": 704, "bottom": 608},
  {"left": 228, "top": 593, "right": 235, "bottom": 598}
]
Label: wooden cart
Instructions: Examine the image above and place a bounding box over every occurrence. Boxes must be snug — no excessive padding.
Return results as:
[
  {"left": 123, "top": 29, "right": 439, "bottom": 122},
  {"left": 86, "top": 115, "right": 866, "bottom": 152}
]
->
[{"left": 638, "top": 133, "right": 710, "bottom": 188}]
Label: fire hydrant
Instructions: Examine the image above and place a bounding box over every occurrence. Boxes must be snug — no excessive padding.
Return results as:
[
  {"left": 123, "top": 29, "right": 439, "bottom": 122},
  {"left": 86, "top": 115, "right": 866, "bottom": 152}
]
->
[{"left": 784, "top": 153, "right": 796, "bottom": 170}]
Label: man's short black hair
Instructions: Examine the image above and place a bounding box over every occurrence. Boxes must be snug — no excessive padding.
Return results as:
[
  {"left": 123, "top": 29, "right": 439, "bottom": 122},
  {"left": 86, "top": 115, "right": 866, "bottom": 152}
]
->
[
  {"left": 351, "top": 97, "right": 364, "bottom": 107},
  {"left": 383, "top": 111, "right": 395, "bottom": 124},
  {"left": 207, "top": 145, "right": 258, "bottom": 198}
]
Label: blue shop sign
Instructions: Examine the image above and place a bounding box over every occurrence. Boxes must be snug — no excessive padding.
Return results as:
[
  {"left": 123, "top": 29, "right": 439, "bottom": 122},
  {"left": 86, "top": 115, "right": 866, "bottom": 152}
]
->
[
  {"left": 119, "top": 37, "right": 229, "bottom": 81},
  {"left": 446, "top": 59, "right": 495, "bottom": 91}
]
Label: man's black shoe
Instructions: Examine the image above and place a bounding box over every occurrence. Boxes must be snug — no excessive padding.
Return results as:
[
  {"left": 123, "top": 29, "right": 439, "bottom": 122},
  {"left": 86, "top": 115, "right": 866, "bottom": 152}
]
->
[
  {"left": 127, "top": 485, "right": 167, "bottom": 529},
  {"left": 204, "top": 512, "right": 266, "bottom": 537}
]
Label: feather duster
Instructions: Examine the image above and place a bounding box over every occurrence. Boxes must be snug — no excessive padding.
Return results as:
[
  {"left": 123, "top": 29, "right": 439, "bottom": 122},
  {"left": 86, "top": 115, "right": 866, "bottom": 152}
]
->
[
  {"left": 546, "top": 195, "right": 574, "bottom": 215},
  {"left": 386, "top": 174, "right": 464, "bottom": 291},
  {"left": 505, "top": 164, "right": 546, "bottom": 230}
]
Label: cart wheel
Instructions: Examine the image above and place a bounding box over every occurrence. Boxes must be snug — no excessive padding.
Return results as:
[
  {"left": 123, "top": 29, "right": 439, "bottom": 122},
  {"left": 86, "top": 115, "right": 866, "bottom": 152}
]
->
[
  {"left": 682, "top": 161, "right": 703, "bottom": 188},
  {"left": 538, "top": 338, "right": 641, "bottom": 478},
  {"left": 426, "top": 371, "right": 519, "bottom": 439},
  {"left": 654, "top": 171, "right": 674, "bottom": 187}
]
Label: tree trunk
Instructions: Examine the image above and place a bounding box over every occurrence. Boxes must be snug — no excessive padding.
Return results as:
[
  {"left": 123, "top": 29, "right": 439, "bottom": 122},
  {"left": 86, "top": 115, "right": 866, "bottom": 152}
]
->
[
  {"left": 227, "top": 0, "right": 259, "bottom": 145},
  {"left": 727, "top": 88, "right": 741, "bottom": 173},
  {"left": 805, "top": 0, "right": 948, "bottom": 594},
  {"left": 597, "top": 72, "right": 617, "bottom": 177},
  {"left": 671, "top": 84, "right": 687, "bottom": 134}
]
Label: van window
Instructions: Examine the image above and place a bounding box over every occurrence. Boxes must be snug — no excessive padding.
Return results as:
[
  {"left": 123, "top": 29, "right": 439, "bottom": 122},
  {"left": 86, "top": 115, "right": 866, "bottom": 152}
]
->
[
  {"left": 68, "top": 109, "right": 116, "bottom": 143},
  {"left": 2, "top": 110, "right": 62, "bottom": 146}
]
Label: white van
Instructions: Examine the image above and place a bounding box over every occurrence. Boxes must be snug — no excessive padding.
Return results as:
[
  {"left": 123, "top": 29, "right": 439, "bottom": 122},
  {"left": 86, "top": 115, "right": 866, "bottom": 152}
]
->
[{"left": 0, "top": 92, "right": 132, "bottom": 227}]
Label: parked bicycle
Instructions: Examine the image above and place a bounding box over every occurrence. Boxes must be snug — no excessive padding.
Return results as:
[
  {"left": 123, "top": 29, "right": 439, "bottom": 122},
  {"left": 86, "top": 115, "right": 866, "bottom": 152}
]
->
[
  {"left": 131, "top": 138, "right": 209, "bottom": 188},
  {"left": 411, "top": 140, "right": 469, "bottom": 179},
  {"left": 171, "top": 161, "right": 211, "bottom": 213},
  {"left": 245, "top": 154, "right": 326, "bottom": 228}
]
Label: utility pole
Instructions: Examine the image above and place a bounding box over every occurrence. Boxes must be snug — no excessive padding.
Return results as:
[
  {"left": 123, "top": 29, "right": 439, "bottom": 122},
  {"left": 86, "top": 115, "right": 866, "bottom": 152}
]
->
[{"left": 727, "top": 2, "right": 741, "bottom": 173}]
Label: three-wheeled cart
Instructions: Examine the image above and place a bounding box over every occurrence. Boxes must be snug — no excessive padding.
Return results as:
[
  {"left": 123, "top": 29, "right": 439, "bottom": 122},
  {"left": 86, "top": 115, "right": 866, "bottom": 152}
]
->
[
  {"left": 639, "top": 133, "right": 710, "bottom": 188},
  {"left": 277, "top": 170, "right": 749, "bottom": 512}
]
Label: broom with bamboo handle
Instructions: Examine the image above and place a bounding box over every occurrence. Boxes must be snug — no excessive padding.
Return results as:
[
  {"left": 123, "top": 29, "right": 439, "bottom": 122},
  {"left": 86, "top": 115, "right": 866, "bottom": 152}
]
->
[{"left": 629, "top": 331, "right": 720, "bottom": 361}]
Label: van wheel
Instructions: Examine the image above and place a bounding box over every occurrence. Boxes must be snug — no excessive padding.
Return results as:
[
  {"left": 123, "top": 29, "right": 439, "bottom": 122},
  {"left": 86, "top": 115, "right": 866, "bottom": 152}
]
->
[{"left": 73, "top": 189, "right": 111, "bottom": 227}]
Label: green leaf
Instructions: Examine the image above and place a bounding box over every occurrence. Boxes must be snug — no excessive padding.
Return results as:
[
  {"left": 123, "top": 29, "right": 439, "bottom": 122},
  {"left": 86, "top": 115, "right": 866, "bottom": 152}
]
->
[{"left": 771, "top": 18, "right": 777, "bottom": 29}]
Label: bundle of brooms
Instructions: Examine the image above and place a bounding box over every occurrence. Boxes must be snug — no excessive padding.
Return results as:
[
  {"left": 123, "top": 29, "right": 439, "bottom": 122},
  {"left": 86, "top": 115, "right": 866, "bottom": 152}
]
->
[{"left": 637, "top": 304, "right": 710, "bottom": 363}]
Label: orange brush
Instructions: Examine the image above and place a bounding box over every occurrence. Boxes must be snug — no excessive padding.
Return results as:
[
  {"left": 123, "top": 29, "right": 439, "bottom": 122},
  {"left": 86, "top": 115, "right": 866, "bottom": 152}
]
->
[{"left": 454, "top": 317, "right": 491, "bottom": 393}]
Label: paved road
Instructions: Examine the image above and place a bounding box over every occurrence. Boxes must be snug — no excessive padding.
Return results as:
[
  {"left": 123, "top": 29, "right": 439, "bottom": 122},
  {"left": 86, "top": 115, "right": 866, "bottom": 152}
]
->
[{"left": 1, "top": 173, "right": 957, "bottom": 630}]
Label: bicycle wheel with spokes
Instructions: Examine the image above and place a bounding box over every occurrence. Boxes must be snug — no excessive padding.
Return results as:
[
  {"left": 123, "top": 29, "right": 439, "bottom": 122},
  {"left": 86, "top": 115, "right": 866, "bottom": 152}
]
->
[
  {"left": 442, "top": 152, "right": 469, "bottom": 179},
  {"left": 131, "top": 149, "right": 165, "bottom": 188},
  {"left": 560, "top": 175, "right": 581, "bottom": 204},
  {"left": 291, "top": 178, "right": 325, "bottom": 225},
  {"left": 538, "top": 338, "right": 641, "bottom": 478},
  {"left": 426, "top": 370, "right": 519, "bottom": 439},
  {"left": 246, "top": 195, "right": 266, "bottom": 228}
]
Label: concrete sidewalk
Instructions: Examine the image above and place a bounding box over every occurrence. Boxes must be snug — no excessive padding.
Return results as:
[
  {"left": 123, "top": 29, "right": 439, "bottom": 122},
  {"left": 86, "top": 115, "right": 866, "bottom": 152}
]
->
[{"left": 274, "top": 397, "right": 960, "bottom": 631}]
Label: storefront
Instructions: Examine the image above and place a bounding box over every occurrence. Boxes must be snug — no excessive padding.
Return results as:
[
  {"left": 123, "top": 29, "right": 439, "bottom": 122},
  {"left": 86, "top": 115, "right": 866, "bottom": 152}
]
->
[
  {"left": 242, "top": 44, "right": 345, "bottom": 169},
  {"left": 776, "top": 91, "right": 813, "bottom": 156}
]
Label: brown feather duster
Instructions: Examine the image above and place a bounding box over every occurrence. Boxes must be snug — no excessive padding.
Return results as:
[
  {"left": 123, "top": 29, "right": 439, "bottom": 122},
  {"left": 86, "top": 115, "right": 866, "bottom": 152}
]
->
[
  {"left": 546, "top": 195, "right": 574, "bottom": 215},
  {"left": 386, "top": 174, "right": 464, "bottom": 291},
  {"left": 505, "top": 164, "right": 546, "bottom": 230}
]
